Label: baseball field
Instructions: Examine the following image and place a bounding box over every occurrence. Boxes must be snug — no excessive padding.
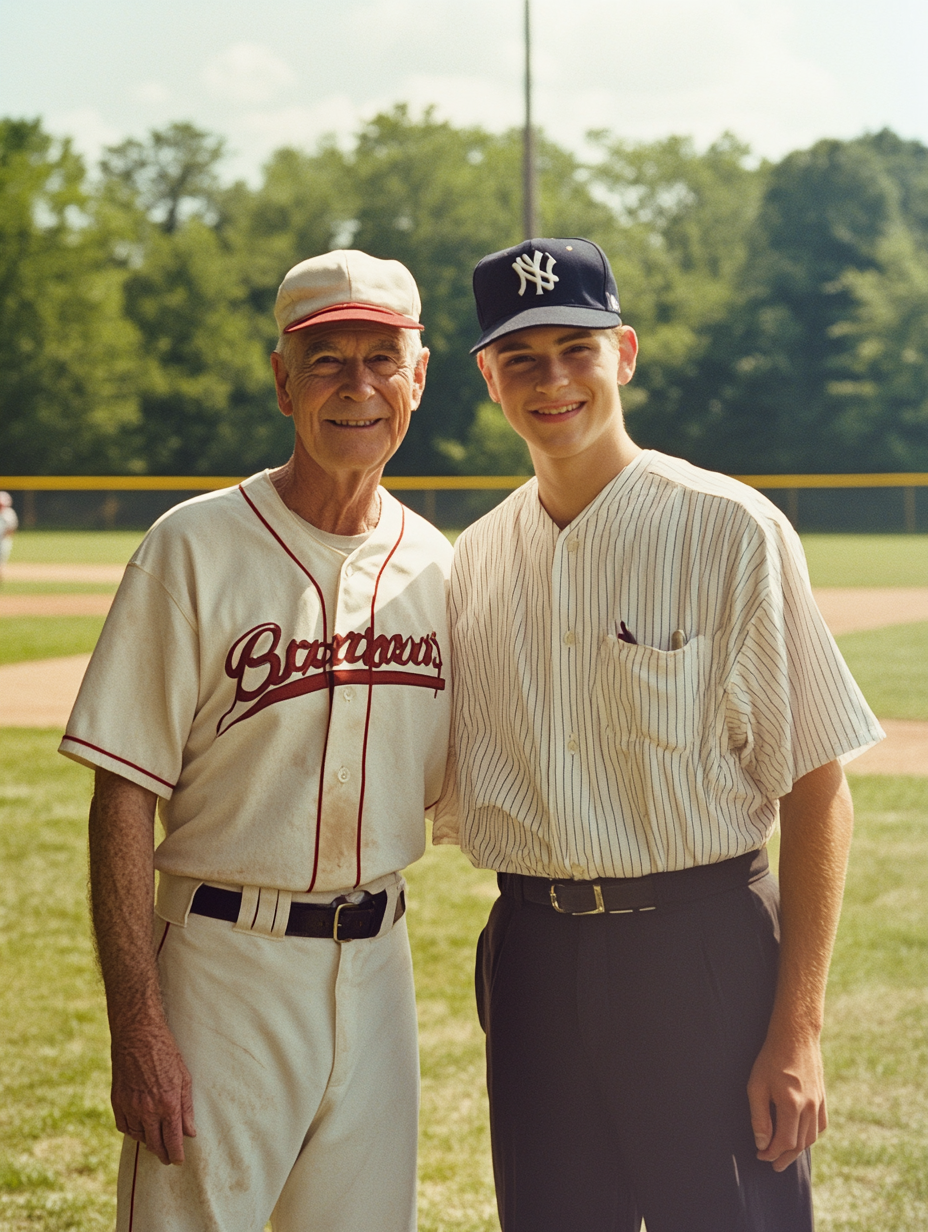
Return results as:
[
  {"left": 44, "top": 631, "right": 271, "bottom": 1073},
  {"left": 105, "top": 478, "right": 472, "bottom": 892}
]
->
[{"left": 0, "top": 531, "right": 926, "bottom": 1230}]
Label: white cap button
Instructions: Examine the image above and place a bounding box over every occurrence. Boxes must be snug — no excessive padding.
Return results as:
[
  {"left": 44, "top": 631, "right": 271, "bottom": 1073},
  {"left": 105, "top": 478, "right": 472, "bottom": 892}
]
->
[{"left": 337, "top": 767, "right": 350, "bottom": 783}]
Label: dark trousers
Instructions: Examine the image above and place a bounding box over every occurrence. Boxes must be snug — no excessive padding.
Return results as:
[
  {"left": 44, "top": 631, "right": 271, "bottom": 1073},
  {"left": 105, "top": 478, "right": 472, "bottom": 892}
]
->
[{"left": 476, "top": 872, "right": 814, "bottom": 1232}]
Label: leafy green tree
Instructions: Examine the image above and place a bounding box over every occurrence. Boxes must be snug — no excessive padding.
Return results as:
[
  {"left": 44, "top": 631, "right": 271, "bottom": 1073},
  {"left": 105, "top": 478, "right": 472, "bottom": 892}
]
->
[
  {"left": 100, "top": 122, "right": 226, "bottom": 234},
  {"left": 585, "top": 132, "right": 765, "bottom": 448},
  {"left": 678, "top": 133, "right": 923, "bottom": 473},
  {"left": 0, "top": 118, "right": 141, "bottom": 473},
  {"left": 98, "top": 124, "right": 284, "bottom": 474}
]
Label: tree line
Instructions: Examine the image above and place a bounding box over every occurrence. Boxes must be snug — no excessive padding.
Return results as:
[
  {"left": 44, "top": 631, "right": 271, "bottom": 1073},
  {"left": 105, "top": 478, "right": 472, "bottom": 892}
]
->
[{"left": 2, "top": 107, "right": 927, "bottom": 477}]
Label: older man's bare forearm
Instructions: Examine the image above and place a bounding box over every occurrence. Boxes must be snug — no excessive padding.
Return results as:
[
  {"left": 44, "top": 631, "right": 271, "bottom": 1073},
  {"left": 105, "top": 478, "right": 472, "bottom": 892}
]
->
[{"left": 89, "top": 768, "right": 162, "bottom": 1022}]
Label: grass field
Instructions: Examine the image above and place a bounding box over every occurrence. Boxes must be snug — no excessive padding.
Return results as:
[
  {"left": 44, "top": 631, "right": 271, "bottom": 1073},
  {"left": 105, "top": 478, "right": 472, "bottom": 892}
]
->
[
  {"left": 835, "top": 622, "right": 928, "bottom": 720},
  {"left": 0, "top": 731, "right": 925, "bottom": 1230},
  {"left": 801, "top": 535, "right": 928, "bottom": 588},
  {"left": 9, "top": 533, "right": 144, "bottom": 566},
  {"left": 0, "top": 618, "right": 106, "bottom": 668}
]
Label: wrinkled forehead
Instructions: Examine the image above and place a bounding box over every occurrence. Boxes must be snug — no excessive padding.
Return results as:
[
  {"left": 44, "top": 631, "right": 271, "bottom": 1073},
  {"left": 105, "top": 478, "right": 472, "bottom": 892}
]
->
[{"left": 293, "top": 322, "right": 408, "bottom": 358}]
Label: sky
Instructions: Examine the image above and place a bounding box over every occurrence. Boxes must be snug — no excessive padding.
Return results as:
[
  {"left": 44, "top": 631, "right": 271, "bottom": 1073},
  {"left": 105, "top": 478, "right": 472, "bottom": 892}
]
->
[{"left": 2, "top": 0, "right": 928, "bottom": 183}]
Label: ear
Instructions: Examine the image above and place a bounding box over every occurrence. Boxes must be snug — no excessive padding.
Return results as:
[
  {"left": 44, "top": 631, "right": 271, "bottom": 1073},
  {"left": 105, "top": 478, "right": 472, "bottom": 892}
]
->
[
  {"left": 616, "top": 326, "right": 639, "bottom": 387},
  {"left": 270, "top": 351, "right": 294, "bottom": 418},
  {"left": 476, "top": 350, "right": 501, "bottom": 404},
  {"left": 409, "top": 347, "right": 430, "bottom": 412}
]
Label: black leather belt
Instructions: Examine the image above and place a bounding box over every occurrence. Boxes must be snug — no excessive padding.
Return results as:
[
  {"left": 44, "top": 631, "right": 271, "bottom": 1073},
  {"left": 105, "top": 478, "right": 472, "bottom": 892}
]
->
[
  {"left": 190, "top": 885, "right": 401, "bottom": 941},
  {"left": 499, "top": 849, "right": 768, "bottom": 915}
]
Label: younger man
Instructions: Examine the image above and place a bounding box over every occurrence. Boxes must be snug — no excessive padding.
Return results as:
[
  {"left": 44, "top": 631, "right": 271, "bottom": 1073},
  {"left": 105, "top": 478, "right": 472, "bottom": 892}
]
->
[{"left": 435, "top": 237, "right": 882, "bottom": 1231}]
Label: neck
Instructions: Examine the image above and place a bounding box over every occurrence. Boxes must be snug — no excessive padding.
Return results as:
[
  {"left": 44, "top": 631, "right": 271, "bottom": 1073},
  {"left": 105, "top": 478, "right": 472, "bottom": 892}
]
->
[
  {"left": 530, "top": 430, "right": 642, "bottom": 529},
  {"left": 269, "top": 446, "right": 383, "bottom": 535}
]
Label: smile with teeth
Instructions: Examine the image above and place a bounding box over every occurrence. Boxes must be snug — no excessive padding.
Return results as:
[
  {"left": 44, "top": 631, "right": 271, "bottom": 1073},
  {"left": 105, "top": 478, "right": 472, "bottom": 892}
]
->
[
  {"left": 532, "top": 401, "right": 584, "bottom": 417},
  {"left": 329, "top": 417, "right": 382, "bottom": 427}
]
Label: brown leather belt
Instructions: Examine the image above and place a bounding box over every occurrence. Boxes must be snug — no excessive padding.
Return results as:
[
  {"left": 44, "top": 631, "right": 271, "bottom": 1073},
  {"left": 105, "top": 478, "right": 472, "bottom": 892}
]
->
[
  {"left": 190, "top": 885, "right": 402, "bottom": 941},
  {"left": 498, "top": 849, "right": 768, "bottom": 915}
]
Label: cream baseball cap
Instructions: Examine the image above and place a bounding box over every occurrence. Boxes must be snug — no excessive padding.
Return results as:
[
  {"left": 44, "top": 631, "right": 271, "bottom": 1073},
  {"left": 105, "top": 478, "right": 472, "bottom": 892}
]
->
[{"left": 274, "top": 249, "right": 424, "bottom": 334}]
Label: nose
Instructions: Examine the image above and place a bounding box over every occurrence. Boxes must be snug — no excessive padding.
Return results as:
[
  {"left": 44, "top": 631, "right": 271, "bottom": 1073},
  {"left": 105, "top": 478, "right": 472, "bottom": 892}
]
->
[
  {"left": 339, "top": 356, "right": 376, "bottom": 401},
  {"left": 534, "top": 356, "right": 570, "bottom": 394}
]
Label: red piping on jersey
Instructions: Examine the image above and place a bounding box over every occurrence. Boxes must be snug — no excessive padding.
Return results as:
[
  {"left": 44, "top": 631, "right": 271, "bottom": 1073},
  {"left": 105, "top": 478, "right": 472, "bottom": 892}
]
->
[
  {"left": 62, "top": 736, "right": 175, "bottom": 791},
  {"left": 156, "top": 922, "right": 171, "bottom": 958},
  {"left": 238, "top": 483, "right": 333, "bottom": 892},
  {"left": 128, "top": 1141, "right": 140, "bottom": 1230},
  {"left": 355, "top": 506, "right": 406, "bottom": 887}
]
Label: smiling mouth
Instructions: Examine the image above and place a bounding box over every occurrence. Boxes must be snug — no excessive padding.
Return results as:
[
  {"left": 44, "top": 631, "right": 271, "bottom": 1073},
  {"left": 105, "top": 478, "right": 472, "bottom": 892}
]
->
[
  {"left": 531, "top": 401, "right": 584, "bottom": 418},
  {"left": 328, "top": 418, "right": 383, "bottom": 428}
]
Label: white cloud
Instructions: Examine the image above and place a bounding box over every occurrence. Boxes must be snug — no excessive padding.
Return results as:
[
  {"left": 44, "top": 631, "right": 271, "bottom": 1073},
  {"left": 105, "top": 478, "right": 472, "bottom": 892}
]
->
[
  {"left": 203, "top": 43, "right": 296, "bottom": 105},
  {"left": 46, "top": 107, "right": 121, "bottom": 164},
  {"left": 134, "top": 81, "right": 171, "bottom": 105}
]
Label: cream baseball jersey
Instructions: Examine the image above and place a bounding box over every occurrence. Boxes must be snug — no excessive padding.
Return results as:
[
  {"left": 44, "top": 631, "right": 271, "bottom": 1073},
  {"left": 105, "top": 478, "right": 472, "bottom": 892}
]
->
[
  {"left": 60, "top": 473, "right": 452, "bottom": 894},
  {"left": 434, "top": 450, "right": 883, "bottom": 878}
]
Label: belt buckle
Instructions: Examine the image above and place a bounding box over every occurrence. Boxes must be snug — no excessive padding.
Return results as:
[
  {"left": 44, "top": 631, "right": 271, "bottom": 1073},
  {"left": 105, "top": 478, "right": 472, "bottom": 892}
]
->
[
  {"left": 549, "top": 883, "right": 605, "bottom": 915},
  {"left": 332, "top": 901, "right": 354, "bottom": 943}
]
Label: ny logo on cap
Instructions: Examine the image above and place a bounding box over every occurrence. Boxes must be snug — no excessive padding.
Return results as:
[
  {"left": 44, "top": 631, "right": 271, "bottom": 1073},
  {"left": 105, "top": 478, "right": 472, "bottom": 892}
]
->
[{"left": 512, "top": 250, "right": 559, "bottom": 297}]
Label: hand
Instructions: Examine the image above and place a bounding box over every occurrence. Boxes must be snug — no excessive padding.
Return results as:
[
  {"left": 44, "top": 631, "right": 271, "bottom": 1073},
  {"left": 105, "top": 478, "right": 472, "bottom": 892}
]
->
[
  {"left": 111, "top": 1015, "right": 197, "bottom": 1166},
  {"left": 747, "top": 1029, "right": 826, "bottom": 1172}
]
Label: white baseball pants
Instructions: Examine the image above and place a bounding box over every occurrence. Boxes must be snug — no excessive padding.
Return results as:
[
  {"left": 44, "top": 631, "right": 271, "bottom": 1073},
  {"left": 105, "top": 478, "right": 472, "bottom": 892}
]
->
[{"left": 117, "top": 906, "right": 419, "bottom": 1232}]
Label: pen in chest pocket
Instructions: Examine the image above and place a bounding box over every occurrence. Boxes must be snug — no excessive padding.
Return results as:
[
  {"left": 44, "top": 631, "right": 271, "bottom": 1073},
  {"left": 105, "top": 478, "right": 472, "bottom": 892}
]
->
[{"left": 614, "top": 623, "right": 688, "bottom": 651}]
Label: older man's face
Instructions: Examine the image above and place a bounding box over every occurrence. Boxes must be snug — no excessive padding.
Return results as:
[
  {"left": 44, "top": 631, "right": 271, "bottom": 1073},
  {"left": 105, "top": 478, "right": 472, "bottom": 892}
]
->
[{"left": 271, "top": 324, "right": 428, "bottom": 481}]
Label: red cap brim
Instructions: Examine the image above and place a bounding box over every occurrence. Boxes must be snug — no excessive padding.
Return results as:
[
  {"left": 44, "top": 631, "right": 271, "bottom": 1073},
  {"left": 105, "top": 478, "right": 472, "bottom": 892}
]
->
[{"left": 284, "top": 302, "right": 424, "bottom": 332}]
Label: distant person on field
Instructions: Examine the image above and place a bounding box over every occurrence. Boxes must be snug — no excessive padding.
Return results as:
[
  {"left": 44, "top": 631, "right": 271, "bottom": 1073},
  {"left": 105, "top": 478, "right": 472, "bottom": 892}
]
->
[
  {"left": 0, "top": 492, "right": 18, "bottom": 583},
  {"left": 435, "top": 237, "right": 884, "bottom": 1232}
]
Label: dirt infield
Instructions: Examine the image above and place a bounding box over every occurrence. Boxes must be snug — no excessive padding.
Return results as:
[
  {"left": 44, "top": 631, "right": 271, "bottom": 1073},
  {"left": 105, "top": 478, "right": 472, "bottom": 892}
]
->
[
  {"left": 0, "top": 654, "right": 91, "bottom": 727},
  {"left": 813, "top": 588, "right": 928, "bottom": 635},
  {"left": 3, "top": 563, "right": 126, "bottom": 584},
  {"left": 0, "top": 594, "right": 115, "bottom": 616}
]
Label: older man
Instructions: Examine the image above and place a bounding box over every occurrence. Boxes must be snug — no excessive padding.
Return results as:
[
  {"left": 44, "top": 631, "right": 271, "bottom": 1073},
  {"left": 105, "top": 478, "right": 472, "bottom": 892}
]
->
[
  {"left": 435, "top": 237, "right": 882, "bottom": 1232},
  {"left": 60, "top": 250, "right": 452, "bottom": 1232}
]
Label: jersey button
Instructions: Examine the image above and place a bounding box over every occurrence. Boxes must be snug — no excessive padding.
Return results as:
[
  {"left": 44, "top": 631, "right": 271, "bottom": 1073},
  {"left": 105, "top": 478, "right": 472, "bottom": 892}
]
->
[
  {"left": 563, "top": 630, "right": 576, "bottom": 646},
  {"left": 566, "top": 537, "right": 580, "bottom": 553},
  {"left": 342, "top": 687, "right": 354, "bottom": 702},
  {"left": 336, "top": 767, "right": 350, "bottom": 783},
  {"left": 345, "top": 564, "right": 355, "bottom": 577},
  {"left": 567, "top": 736, "right": 579, "bottom": 753}
]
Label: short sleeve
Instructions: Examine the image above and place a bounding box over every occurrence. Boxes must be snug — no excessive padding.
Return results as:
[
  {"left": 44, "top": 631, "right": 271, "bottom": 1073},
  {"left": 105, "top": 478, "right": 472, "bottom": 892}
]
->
[
  {"left": 59, "top": 563, "right": 199, "bottom": 798},
  {"left": 725, "top": 518, "right": 884, "bottom": 799}
]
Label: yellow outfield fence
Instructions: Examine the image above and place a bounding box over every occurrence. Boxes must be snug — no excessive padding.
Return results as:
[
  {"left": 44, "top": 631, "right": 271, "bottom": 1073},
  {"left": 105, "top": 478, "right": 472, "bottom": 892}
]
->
[{"left": 1, "top": 473, "right": 926, "bottom": 532}]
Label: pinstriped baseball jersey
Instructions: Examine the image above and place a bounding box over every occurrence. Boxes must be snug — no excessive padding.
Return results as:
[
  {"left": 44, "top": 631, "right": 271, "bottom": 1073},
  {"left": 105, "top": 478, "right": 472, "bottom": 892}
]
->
[
  {"left": 60, "top": 471, "right": 452, "bottom": 894},
  {"left": 433, "top": 449, "right": 882, "bottom": 879}
]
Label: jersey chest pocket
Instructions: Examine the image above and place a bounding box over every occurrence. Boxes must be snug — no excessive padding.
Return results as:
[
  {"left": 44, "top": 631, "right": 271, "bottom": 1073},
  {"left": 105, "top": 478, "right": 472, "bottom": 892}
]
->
[{"left": 594, "top": 635, "right": 703, "bottom": 753}]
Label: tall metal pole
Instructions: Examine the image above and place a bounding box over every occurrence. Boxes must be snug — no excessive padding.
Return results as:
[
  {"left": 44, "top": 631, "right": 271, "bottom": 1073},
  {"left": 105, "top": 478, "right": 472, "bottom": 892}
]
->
[{"left": 522, "top": 0, "right": 537, "bottom": 240}]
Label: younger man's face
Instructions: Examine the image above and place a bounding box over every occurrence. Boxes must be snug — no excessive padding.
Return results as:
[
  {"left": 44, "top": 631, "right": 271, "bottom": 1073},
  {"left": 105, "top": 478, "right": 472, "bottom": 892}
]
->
[{"left": 477, "top": 325, "right": 638, "bottom": 464}]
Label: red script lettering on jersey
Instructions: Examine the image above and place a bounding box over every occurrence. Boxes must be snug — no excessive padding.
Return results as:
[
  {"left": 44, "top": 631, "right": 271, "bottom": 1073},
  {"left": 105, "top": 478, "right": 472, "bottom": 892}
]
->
[{"left": 218, "top": 622, "right": 445, "bottom": 734}]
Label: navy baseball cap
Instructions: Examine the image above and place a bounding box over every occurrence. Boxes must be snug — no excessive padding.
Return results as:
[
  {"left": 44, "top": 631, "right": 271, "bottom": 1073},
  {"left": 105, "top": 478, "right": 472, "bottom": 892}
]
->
[{"left": 470, "top": 237, "right": 621, "bottom": 353}]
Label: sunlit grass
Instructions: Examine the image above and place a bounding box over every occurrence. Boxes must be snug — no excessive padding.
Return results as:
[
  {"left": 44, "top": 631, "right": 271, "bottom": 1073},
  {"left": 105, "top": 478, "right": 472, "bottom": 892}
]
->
[
  {"left": 835, "top": 622, "right": 928, "bottom": 720},
  {"left": 801, "top": 534, "right": 928, "bottom": 588},
  {"left": 0, "top": 618, "right": 105, "bottom": 666}
]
